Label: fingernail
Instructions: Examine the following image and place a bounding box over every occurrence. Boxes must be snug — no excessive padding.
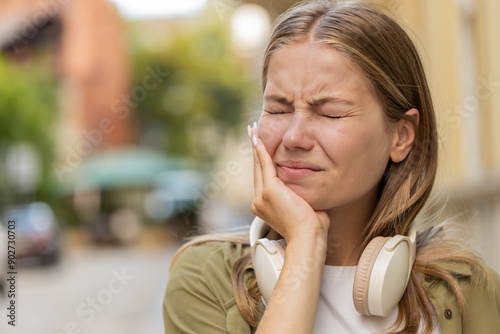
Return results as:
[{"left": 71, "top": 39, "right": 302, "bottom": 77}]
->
[
  {"left": 247, "top": 124, "right": 252, "bottom": 138},
  {"left": 253, "top": 121, "right": 257, "bottom": 130},
  {"left": 252, "top": 134, "right": 258, "bottom": 147}
]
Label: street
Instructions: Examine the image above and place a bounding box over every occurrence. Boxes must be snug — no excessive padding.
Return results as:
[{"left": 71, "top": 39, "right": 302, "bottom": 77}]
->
[{"left": 0, "top": 234, "right": 180, "bottom": 334}]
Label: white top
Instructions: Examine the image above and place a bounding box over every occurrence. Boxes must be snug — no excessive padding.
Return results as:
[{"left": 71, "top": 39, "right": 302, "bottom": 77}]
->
[{"left": 313, "top": 266, "right": 442, "bottom": 334}]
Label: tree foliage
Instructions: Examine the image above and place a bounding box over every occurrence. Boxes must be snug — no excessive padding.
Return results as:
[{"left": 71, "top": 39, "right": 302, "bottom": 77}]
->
[
  {"left": 128, "top": 14, "right": 259, "bottom": 162},
  {"left": 0, "top": 54, "right": 58, "bottom": 205}
]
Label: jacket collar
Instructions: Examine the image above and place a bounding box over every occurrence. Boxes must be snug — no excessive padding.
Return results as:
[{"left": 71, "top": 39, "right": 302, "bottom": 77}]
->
[{"left": 435, "top": 261, "right": 472, "bottom": 278}]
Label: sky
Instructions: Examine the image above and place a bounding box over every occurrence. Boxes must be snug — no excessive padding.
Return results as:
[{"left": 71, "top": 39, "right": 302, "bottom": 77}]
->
[{"left": 108, "top": 0, "right": 208, "bottom": 20}]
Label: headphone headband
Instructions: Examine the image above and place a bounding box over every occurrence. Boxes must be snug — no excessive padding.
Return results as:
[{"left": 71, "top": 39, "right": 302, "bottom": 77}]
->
[{"left": 249, "top": 217, "right": 269, "bottom": 247}]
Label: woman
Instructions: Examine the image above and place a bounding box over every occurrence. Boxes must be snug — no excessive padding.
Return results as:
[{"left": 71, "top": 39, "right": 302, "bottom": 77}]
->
[{"left": 163, "top": 1, "right": 500, "bottom": 333}]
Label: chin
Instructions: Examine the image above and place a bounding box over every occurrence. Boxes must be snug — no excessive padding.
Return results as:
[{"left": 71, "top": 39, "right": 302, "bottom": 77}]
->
[
  {"left": 286, "top": 186, "right": 327, "bottom": 210},
  {"left": 309, "top": 201, "right": 333, "bottom": 211},
  {"left": 283, "top": 179, "right": 345, "bottom": 210}
]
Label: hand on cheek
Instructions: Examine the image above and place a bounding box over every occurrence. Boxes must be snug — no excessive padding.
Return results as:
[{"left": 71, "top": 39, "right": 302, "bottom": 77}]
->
[{"left": 247, "top": 123, "right": 330, "bottom": 244}]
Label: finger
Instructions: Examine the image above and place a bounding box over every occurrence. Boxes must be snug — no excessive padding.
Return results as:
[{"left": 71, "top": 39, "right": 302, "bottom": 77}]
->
[
  {"left": 251, "top": 128, "right": 263, "bottom": 195},
  {"left": 252, "top": 143, "right": 263, "bottom": 195},
  {"left": 253, "top": 134, "right": 277, "bottom": 185}
]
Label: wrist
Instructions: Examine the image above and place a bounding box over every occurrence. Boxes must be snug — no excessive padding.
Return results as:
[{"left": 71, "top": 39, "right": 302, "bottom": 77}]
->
[
  {"left": 286, "top": 226, "right": 328, "bottom": 247},
  {"left": 285, "top": 233, "right": 328, "bottom": 265}
]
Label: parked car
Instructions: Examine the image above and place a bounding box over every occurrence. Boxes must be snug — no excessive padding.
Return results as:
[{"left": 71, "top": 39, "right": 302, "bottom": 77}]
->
[
  {"left": 144, "top": 169, "right": 207, "bottom": 222},
  {"left": 2, "top": 202, "right": 60, "bottom": 266},
  {"left": 144, "top": 169, "right": 207, "bottom": 238}
]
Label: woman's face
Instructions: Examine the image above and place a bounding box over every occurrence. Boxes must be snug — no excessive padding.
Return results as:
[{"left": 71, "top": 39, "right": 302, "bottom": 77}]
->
[{"left": 258, "top": 42, "right": 398, "bottom": 213}]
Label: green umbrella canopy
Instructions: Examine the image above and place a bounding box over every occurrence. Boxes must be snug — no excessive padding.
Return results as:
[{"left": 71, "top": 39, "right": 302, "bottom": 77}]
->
[{"left": 60, "top": 147, "right": 196, "bottom": 193}]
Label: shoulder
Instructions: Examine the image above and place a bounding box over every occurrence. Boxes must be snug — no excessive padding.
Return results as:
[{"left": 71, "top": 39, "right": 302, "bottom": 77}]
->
[
  {"left": 432, "top": 261, "right": 500, "bottom": 305},
  {"left": 460, "top": 265, "right": 500, "bottom": 331},
  {"left": 425, "top": 261, "right": 500, "bottom": 332},
  {"left": 164, "top": 241, "right": 255, "bottom": 333},
  {"left": 477, "top": 265, "right": 500, "bottom": 310},
  {"left": 170, "top": 241, "right": 252, "bottom": 277},
  {"left": 167, "top": 240, "right": 253, "bottom": 307}
]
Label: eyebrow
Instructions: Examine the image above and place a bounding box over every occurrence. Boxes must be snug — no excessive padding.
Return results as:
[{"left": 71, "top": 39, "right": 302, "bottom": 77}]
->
[
  {"left": 264, "top": 95, "right": 293, "bottom": 105},
  {"left": 264, "top": 95, "right": 354, "bottom": 107},
  {"left": 306, "top": 97, "right": 354, "bottom": 107}
]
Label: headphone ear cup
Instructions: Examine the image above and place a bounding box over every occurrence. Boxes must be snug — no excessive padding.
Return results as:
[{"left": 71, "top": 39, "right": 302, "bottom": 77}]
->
[
  {"left": 353, "top": 237, "right": 390, "bottom": 316},
  {"left": 252, "top": 238, "right": 286, "bottom": 303}
]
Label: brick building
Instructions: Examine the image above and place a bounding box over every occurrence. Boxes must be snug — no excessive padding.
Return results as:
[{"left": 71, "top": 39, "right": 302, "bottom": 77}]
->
[{"left": 0, "top": 0, "right": 137, "bottom": 159}]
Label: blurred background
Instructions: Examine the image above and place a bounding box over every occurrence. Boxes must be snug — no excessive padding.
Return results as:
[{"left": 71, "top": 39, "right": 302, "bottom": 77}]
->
[{"left": 0, "top": 0, "right": 498, "bottom": 333}]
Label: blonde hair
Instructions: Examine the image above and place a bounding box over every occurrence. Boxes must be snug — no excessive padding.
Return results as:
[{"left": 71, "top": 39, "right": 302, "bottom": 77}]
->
[{"left": 170, "top": 1, "right": 487, "bottom": 333}]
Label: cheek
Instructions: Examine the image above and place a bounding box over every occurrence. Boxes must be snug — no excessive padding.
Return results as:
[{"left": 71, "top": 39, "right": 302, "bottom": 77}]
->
[
  {"left": 321, "top": 122, "right": 391, "bottom": 179},
  {"left": 258, "top": 115, "right": 289, "bottom": 156},
  {"left": 348, "top": 129, "right": 391, "bottom": 181}
]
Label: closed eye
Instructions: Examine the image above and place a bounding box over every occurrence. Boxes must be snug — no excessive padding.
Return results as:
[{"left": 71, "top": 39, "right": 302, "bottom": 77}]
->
[
  {"left": 265, "top": 110, "right": 344, "bottom": 119},
  {"left": 264, "top": 110, "right": 289, "bottom": 115},
  {"left": 320, "top": 114, "right": 344, "bottom": 119}
]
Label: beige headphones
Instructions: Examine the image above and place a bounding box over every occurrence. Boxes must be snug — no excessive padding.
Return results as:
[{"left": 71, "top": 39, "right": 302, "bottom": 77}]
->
[{"left": 249, "top": 217, "right": 416, "bottom": 317}]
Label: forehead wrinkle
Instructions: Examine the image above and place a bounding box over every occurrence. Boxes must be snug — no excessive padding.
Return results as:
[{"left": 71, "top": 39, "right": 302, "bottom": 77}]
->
[
  {"left": 302, "top": 79, "right": 328, "bottom": 103},
  {"left": 266, "top": 42, "right": 373, "bottom": 109},
  {"left": 264, "top": 76, "right": 295, "bottom": 103},
  {"left": 304, "top": 96, "right": 355, "bottom": 107},
  {"left": 299, "top": 73, "right": 355, "bottom": 107}
]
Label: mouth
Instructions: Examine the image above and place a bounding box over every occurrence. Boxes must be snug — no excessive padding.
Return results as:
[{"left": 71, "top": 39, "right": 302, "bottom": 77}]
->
[
  {"left": 277, "top": 161, "right": 323, "bottom": 171},
  {"left": 276, "top": 161, "right": 323, "bottom": 179}
]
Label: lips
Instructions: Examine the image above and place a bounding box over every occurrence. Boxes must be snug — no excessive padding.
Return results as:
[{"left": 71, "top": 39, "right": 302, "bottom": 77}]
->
[
  {"left": 276, "top": 161, "right": 323, "bottom": 179},
  {"left": 277, "top": 161, "right": 322, "bottom": 171}
]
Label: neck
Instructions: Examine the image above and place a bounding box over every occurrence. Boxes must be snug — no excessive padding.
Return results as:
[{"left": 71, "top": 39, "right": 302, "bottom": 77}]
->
[{"left": 324, "top": 193, "right": 376, "bottom": 266}]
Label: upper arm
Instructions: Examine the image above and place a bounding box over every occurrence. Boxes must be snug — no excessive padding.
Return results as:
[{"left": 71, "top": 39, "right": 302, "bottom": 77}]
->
[
  {"left": 163, "top": 245, "right": 228, "bottom": 334},
  {"left": 163, "top": 242, "right": 254, "bottom": 334}
]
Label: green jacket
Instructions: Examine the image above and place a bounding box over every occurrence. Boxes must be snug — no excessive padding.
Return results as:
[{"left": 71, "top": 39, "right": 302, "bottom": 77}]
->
[{"left": 163, "top": 241, "right": 500, "bottom": 333}]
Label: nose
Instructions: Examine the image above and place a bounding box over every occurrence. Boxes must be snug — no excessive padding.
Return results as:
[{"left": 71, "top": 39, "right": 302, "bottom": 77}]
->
[{"left": 282, "top": 113, "right": 315, "bottom": 151}]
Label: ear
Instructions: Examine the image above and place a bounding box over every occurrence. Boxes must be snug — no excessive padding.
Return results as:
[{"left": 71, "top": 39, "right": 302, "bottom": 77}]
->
[{"left": 389, "top": 108, "right": 419, "bottom": 163}]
